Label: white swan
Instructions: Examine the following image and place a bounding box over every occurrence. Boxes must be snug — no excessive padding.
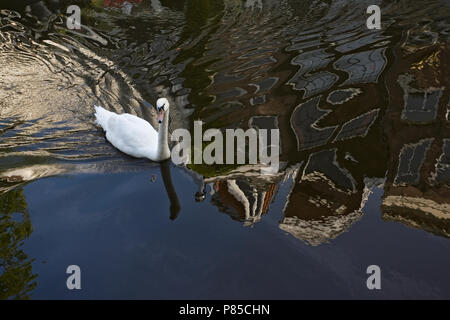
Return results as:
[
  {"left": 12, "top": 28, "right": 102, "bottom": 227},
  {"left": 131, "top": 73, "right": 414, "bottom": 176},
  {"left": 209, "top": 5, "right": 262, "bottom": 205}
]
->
[{"left": 94, "top": 98, "right": 171, "bottom": 162}]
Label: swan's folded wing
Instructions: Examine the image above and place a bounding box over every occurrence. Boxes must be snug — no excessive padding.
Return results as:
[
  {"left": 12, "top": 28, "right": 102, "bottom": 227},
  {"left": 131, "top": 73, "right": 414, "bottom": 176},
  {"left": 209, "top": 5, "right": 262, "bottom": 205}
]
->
[{"left": 104, "top": 113, "right": 158, "bottom": 158}]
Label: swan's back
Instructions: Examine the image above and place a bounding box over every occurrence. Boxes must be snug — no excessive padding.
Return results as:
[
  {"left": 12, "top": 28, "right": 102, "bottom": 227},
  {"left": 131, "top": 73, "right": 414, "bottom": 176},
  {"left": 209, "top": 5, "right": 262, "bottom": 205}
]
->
[{"left": 94, "top": 105, "right": 158, "bottom": 159}]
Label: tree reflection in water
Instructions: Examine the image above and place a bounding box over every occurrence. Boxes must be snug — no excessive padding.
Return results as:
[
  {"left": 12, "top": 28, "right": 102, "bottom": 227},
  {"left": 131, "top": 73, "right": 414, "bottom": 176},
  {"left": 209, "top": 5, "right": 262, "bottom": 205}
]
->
[{"left": 0, "top": 187, "right": 37, "bottom": 299}]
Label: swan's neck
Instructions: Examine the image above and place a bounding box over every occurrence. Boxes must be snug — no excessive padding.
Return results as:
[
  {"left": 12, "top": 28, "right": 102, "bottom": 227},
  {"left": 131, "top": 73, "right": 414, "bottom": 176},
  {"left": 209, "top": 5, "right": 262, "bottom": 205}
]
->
[{"left": 156, "top": 109, "right": 170, "bottom": 160}]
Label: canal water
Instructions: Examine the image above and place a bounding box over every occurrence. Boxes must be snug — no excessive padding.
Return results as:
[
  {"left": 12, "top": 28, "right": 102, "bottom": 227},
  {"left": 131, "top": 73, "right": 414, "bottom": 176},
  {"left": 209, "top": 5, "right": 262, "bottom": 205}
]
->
[{"left": 0, "top": 0, "right": 449, "bottom": 299}]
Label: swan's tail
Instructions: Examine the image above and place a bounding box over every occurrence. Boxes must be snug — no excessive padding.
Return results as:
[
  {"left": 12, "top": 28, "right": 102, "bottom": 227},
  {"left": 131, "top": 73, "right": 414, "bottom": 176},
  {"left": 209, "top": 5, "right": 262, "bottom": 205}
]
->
[{"left": 94, "top": 105, "right": 113, "bottom": 131}]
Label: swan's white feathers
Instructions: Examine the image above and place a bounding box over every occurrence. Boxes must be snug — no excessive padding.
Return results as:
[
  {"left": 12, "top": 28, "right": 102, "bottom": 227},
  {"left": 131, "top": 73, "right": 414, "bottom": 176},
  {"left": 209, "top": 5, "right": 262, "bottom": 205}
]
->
[{"left": 94, "top": 105, "right": 160, "bottom": 160}]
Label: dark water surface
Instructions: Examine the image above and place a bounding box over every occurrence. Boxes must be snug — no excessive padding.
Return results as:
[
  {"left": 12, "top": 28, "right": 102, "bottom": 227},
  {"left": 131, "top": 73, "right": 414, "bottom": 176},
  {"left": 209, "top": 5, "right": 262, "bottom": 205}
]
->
[{"left": 0, "top": 0, "right": 450, "bottom": 299}]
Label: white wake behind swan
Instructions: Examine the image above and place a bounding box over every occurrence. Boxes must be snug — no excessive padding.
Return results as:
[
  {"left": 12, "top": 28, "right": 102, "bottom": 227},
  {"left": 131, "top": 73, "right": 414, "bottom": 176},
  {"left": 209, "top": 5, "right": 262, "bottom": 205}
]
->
[{"left": 94, "top": 98, "right": 170, "bottom": 162}]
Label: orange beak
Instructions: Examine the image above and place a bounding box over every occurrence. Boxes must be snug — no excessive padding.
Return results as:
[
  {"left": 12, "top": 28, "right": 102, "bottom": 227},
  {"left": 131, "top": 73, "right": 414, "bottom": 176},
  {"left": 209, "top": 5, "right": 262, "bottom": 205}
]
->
[{"left": 158, "top": 109, "right": 165, "bottom": 124}]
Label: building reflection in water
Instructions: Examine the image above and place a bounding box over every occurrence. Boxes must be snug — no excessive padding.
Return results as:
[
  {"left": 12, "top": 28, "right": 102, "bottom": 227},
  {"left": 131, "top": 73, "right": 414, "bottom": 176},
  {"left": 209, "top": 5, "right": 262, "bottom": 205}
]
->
[
  {"left": 381, "top": 37, "right": 450, "bottom": 238},
  {"left": 183, "top": 0, "right": 450, "bottom": 244},
  {"left": 209, "top": 176, "right": 278, "bottom": 227}
]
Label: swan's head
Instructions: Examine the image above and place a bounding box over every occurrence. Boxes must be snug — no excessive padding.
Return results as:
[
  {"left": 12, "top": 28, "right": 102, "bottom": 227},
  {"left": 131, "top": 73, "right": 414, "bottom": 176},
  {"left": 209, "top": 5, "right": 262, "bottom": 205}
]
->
[{"left": 156, "top": 98, "right": 169, "bottom": 124}]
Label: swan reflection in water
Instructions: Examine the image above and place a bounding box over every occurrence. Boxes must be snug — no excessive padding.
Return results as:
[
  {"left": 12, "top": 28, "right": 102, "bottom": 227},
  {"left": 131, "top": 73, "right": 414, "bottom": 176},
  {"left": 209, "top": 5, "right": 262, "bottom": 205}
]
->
[{"left": 159, "top": 160, "right": 181, "bottom": 220}]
